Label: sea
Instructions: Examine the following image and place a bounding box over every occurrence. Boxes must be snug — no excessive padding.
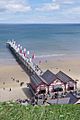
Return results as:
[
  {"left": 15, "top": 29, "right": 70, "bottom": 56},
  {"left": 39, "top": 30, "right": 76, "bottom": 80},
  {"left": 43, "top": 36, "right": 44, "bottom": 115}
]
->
[{"left": 0, "top": 24, "right": 80, "bottom": 64}]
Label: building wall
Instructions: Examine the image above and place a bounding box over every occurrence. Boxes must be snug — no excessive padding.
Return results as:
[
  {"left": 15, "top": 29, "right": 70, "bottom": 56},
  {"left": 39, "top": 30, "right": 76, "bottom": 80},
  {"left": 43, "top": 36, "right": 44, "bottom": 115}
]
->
[
  {"left": 30, "top": 78, "right": 76, "bottom": 95},
  {"left": 37, "top": 84, "right": 48, "bottom": 94},
  {"left": 49, "top": 79, "right": 65, "bottom": 93},
  {"left": 66, "top": 81, "right": 76, "bottom": 91}
]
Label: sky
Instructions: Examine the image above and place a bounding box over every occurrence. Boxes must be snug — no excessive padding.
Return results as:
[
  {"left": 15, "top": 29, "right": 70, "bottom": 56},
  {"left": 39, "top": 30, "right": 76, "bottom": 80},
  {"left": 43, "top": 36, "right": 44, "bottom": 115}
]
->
[{"left": 0, "top": 0, "right": 80, "bottom": 23}]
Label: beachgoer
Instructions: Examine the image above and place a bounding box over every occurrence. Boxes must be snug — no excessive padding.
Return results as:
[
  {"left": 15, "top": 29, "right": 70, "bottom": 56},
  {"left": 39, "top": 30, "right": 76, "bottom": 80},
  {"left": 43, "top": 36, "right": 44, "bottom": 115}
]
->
[
  {"left": 3, "top": 88, "right": 5, "bottom": 90},
  {"left": 45, "top": 60, "right": 47, "bottom": 63},
  {"left": 16, "top": 80, "right": 19, "bottom": 83},
  {"left": 39, "top": 60, "right": 41, "bottom": 64},
  {"left": 9, "top": 88, "right": 11, "bottom": 91},
  {"left": 3, "top": 82, "right": 5, "bottom": 85}
]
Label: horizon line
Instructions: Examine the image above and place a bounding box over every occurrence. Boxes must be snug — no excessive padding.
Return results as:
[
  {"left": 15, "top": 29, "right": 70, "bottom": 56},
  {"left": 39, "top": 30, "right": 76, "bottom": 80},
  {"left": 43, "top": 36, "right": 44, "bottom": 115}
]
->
[{"left": 0, "top": 23, "right": 80, "bottom": 25}]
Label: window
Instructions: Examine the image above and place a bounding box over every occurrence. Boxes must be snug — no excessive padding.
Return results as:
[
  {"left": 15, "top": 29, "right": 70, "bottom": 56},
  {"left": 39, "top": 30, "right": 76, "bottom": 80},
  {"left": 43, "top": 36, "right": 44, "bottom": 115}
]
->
[
  {"left": 68, "top": 82, "right": 74, "bottom": 90},
  {"left": 68, "top": 86, "right": 74, "bottom": 91},
  {"left": 38, "top": 89, "right": 46, "bottom": 94},
  {"left": 53, "top": 87, "right": 63, "bottom": 92},
  {"left": 53, "top": 85, "right": 63, "bottom": 92}
]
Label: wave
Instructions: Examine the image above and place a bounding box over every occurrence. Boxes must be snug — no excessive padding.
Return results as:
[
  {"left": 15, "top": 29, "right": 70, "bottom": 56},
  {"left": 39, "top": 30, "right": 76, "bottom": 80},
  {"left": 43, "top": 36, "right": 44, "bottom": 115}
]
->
[
  {"left": 36, "top": 54, "right": 65, "bottom": 58},
  {"left": 53, "top": 32, "right": 80, "bottom": 35}
]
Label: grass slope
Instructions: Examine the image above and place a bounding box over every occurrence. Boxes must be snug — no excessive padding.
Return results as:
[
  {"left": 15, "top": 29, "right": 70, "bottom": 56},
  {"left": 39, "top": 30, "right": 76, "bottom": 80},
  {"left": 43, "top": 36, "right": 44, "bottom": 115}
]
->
[{"left": 0, "top": 102, "right": 80, "bottom": 120}]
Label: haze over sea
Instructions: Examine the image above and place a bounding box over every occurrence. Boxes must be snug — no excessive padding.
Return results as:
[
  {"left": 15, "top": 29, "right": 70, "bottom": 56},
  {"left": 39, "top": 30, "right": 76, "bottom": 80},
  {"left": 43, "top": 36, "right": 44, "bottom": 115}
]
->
[{"left": 0, "top": 24, "right": 80, "bottom": 64}]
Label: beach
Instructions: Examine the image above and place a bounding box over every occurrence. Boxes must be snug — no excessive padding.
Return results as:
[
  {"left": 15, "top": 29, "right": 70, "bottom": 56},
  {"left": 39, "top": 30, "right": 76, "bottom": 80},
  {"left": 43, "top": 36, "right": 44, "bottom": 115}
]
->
[
  {"left": 0, "top": 64, "right": 31, "bottom": 102},
  {"left": 0, "top": 54, "right": 80, "bottom": 102}
]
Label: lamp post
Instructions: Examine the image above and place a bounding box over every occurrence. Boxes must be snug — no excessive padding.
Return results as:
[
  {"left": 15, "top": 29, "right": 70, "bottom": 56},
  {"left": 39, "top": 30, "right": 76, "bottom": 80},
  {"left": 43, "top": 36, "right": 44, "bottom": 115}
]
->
[
  {"left": 75, "top": 79, "right": 79, "bottom": 94},
  {"left": 57, "top": 91, "right": 59, "bottom": 104}
]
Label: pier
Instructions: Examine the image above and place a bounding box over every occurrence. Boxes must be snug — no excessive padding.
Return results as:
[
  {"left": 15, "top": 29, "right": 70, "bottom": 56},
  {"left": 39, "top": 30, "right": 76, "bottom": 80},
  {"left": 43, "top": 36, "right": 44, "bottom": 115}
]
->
[
  {"left": 7, "top": 40, "right": 43, "bottom": 77},
  {"left": 7, "top": 40, "right": 45, "bottom": 96}
]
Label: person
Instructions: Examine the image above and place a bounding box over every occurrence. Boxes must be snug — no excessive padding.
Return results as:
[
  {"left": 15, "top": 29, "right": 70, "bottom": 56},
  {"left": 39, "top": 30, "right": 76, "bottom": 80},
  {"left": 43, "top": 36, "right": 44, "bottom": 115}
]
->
[
  {"left": 3, "top": 82, "right": 5, "bottom": 85},
  {"left": 45, "top": 60, "right": 47, "bottom": 63},
  {"left": 9, "top": 88, "right": 11, "bottom": 91},
  {"left": 31, "top": 97, "right": 35, "bottom": 106},
  {"left": 3, "top": 88, "right": 5, "bottom": 90},
  {"left": 43, "top": 94, "right": 46, "bottom": 104},
  {"left": 39, "top": 60, "right": 41, "bottom": 64}
]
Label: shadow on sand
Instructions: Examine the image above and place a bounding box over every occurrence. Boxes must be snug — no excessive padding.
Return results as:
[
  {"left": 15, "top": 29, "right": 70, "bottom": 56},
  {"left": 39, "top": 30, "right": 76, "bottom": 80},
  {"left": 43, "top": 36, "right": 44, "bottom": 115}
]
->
[{"left": 22, "top": 87, "right": 33, "bottom": 99}]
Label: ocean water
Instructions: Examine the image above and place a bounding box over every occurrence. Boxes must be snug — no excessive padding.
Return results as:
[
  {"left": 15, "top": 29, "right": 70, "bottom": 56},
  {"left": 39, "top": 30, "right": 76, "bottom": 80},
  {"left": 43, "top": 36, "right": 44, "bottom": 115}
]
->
[{"left": 0, "top": 24, "right": 80, "bottom": 64}]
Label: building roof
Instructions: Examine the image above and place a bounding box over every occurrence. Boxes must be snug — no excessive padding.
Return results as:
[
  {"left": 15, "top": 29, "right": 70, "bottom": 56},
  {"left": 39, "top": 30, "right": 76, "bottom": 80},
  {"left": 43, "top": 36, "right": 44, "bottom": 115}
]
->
[
  {"left": 47, "top": 97, "right": 70, "bottom": 104},
  {"left": 65, "top": 92, "right": 78, "bottom": 104},
  {"left": 30, "top": 74, "right": 44, "bottom": 87},
  {"left": 30, "top": 70, "right": 76, "bottom": 88},
  {"left": 41, "top": 70, "right": 57, "bottom": 85},
  {"left": 56, "top": 71, "right": 75, "bottom": 84},
  {"left": 47, "top": 92, "right": 79, "bottom": 104}
]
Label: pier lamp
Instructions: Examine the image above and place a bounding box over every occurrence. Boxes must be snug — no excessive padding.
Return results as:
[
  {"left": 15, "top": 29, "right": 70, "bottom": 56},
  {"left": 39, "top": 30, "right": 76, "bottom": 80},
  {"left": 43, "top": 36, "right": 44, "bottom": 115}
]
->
[
  {"left": 18, "top": 44, "right": 20, "bottom": 48},
  {"left": 15, "top": 45, "right": 18, "bottom": 50},
  {"left": 20, "top": 46, "right": 22, "bottom": 53},
  {"left": 20, "top": 46, "right": 22, "bottom": 49},
  {"left": 29, "top": 57, "right": 32, "bottom": 62},
  {"left": 17, "top": 47, "right": 20, "bottom": 52},
  {"left": 23, "top": 48, "right": 26, "bottom": 57},
  {"left": 27, "top": 51, "right": 30, "bottom": 55},
  {"left": 24, "top": 48, "right": 26, "bottom": 52},
  {"left": 32, "top": 53, "right": 35, "bottom": 59}
]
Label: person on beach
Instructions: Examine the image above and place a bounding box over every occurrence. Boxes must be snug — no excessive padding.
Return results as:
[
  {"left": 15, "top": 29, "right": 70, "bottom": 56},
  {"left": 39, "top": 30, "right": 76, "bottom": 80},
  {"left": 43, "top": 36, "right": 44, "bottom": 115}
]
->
[
  {"left": 3, "top": 88, "right": 5, "bottom": 90},
  {"left": 9, "top": 88, "right": 11, "bottom": 91},
  {"left": 39, "top": 60, "right": 41, "bottom": 64},
  {"left": 3, "top": 82, "right": 5, "bottom": 85},
  {"left": 45, "top": 60, "right": 47, "bottom": 63}
]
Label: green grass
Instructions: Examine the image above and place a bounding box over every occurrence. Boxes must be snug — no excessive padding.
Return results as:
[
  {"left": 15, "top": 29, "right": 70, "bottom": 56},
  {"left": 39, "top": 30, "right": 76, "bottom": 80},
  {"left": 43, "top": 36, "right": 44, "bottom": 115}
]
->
[{"left": 0, "top": 102, "right": 80, "bottom": 120}]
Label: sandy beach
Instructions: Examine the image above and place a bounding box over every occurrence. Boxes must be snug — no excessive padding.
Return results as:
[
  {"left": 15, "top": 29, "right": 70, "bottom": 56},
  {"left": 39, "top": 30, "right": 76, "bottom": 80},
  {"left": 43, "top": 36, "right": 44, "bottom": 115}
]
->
[
  {"left": 0, "top": 64, "right": 31, "bottom": 102},
  {"left": 0, "top": 64, "right": 30, "bottom": 88},
  {"left": 38, "top": 55, "right": 80, "bottom": 90},
  {"left": 0, "top": 54, "right": 80, "bottom": 102}
]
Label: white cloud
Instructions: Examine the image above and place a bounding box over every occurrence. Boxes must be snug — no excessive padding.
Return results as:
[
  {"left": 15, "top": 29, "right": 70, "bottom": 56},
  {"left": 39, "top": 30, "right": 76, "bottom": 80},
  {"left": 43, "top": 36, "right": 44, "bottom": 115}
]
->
[
  {"left": 35, "top": 0, "right": 74, "bottom": 12},
  {"left": 67, "top": 7, "right": 80, "bottom": 14},
  {"left": 0, "top": 0, "right": 31, "bottom": 13},
  {"left": 52, "top": 0, "right": 74, "bottom": 4},
  {"left": 62, "top": 0, "right": 74, "bottom": 4},
  {"left": 35, "top": 3, "right": 60, "bottom": 11},
  {"left": 6, "top": 3, "right": 31, "bottom": 13}
]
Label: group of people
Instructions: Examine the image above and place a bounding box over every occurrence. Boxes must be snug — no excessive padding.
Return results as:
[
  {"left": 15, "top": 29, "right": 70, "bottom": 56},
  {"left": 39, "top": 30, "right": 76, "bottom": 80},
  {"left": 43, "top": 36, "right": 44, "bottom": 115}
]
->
[{"left": 16, "top": 94, "right": 48, "bottom": 106}]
